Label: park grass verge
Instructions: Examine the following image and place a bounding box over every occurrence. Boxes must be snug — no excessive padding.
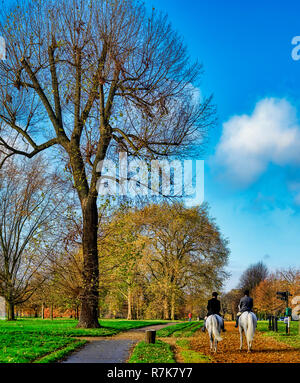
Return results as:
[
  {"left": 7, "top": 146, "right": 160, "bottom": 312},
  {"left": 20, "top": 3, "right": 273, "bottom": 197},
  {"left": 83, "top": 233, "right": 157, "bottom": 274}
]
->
[
  {"left": 175, "top": 339, "right": 211, "bottom": 363},
  {"left": 257, "top": 321, "right": 300, "bottom": 349},
  {"left": 0, "top": 318, "right": 167, "bottom": 363},
  {"left": 157, "top": 321, "right": 203, "bottom": 338},
  {"left": 33, "top": 340, "right": 87, "bottom": 363},
  {"left": 0, "top": 333, "right": 79, "bottom": 363},
  {"left": 128, "top": 340, "right": 175, "bottom": 363},
  {"left": 0, "top": 319, "right": 166, "bottom": 337}
]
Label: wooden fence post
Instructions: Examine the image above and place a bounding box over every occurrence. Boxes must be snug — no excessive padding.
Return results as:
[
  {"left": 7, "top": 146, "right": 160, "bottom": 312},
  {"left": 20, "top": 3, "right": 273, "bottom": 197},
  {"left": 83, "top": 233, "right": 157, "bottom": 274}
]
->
[{"left": 145, "top": 330, "right": 156, "bottom": 344}]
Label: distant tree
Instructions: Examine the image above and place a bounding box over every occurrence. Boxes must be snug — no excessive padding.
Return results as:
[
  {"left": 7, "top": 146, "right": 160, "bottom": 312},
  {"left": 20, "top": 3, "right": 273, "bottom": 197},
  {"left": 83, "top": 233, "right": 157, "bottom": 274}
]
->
[
  {"left": 99, "top": 209, "right": 145, "bottom": 320},
  {"left": 238, "top": 261, "right": 268, "bottom": 294},
  {"left": 222, "top": 289, "right": 241, "bottom": 319},
  {"left": 48, "top": 250, "right": 84, "bottom": 319},
  {"left": 276, "top": 267, "right": 300, "bottom": 296},
  {"left": 251, "top": 269, "right": 300, "bottom": 317},
  {"left": 0, "top": 157, "right": 63, "bottom": 320},
  {"left": 136, "top": 203, "right": 230, "bottom": 320}
]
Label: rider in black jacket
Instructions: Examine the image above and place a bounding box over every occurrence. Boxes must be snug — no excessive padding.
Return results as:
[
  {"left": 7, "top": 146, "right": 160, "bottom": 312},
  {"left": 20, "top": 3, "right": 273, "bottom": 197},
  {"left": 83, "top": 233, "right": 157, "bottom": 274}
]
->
[{"left": 201, "top": 292, "right": 226, "bottom": 332}]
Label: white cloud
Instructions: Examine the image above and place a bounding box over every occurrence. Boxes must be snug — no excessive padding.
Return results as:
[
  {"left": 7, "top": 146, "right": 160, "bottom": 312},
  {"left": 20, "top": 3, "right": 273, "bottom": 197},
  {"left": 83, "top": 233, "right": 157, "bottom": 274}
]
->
[{"left": 215, "top": 98, "right": 300, "bottom": 186}]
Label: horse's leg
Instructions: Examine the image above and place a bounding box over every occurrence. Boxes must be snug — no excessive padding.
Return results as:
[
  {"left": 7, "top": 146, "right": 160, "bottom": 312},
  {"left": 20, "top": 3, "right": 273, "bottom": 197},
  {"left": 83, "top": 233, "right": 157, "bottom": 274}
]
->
[
  {"left": 239, "top": 329, "right": 243, "bottom": 351},
  {"left": 209, "top": 332, "right": 213, "bottom": 351},
  {"left": 215, "top": 340, "right": 218, "bottom": 353},
  {"left": 247, "top": 340, "right": 252, "bottom": 353}
]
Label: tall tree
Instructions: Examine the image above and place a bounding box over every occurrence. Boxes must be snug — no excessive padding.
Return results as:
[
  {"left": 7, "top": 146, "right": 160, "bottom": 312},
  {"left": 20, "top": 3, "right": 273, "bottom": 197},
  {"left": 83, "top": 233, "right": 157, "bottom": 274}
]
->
[
  {"left": 135, "top": 203, "right": 229, "bottom": 320},
  {"left": 238, "top": 261, "right": 268, "bottom": 293},
  {"left": 222, "top": 289, "right": 245, "bottom": 320},
  {"left": 0, "top": 0, "right": 215, "bottom": 327},
  {"left": 99, "top": 208, "right": 146, "bottom": 320}
]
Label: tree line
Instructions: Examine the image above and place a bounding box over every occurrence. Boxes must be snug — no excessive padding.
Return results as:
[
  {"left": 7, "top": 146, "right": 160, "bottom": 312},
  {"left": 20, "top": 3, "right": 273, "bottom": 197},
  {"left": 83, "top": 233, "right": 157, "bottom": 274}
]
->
[
  {"left": 12, "top": 198, "right": 229, "bottom": 320},
  {"left": 223, "top": 262, "right": 300, "bottom": 319}
]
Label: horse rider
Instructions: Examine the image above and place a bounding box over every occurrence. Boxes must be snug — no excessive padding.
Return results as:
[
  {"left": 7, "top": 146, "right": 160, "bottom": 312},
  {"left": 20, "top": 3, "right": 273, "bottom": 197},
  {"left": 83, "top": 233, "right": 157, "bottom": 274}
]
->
[
  {"left": 201, "top": 292, "right": 226, "bottom": 332},
  {"left": 235, "top": 289, "right": 254, "bottom": 328}
]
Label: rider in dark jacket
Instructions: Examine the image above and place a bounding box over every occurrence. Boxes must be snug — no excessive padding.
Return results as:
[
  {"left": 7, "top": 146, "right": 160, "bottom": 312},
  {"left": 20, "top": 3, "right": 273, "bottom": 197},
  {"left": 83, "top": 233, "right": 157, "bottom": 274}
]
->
[
  {"left": 235, "top": 290, "right": 254, "bottom": 327},
  {"left": 202, "top": 292, "right": 226, "bottom": 332}
]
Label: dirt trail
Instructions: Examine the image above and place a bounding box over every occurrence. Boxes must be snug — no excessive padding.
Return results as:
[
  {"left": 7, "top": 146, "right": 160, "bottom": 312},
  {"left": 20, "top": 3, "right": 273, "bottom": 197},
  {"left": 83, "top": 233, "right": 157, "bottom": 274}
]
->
[{"left": 189, "top": 321, "right": 300, "bottom": 363}]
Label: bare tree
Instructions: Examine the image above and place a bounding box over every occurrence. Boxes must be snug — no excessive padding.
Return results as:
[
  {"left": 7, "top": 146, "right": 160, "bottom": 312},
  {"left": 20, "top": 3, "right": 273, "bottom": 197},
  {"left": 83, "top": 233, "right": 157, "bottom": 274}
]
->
[
  {"left": 238, "top": 261, "right": 269, "bottom": 294},
  {"left": 0, "top": 0, "right": 215, "bottom": 327},
  {"left": 0, "top": 157, "right": 63, "bottom": 320}
]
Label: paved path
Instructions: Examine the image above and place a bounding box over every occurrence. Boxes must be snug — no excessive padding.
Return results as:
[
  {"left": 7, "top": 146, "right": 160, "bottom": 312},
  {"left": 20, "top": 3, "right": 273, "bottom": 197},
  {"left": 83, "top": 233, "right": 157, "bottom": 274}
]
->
[
  {"left": 61, "top": 338, "right": 137, "bottom": 363},
  {"left": 62, "top": 323, "right": 174, "bottom": 364}
]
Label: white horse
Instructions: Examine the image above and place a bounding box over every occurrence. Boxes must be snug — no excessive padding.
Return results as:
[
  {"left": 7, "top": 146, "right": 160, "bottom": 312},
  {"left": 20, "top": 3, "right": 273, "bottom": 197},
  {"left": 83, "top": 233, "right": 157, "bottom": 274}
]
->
[
  {"left": 238, "top": 311, "right": 257, "bottom": 352},
  {"left": 206, "top": 314, "right": 223, "bottom": 353}
]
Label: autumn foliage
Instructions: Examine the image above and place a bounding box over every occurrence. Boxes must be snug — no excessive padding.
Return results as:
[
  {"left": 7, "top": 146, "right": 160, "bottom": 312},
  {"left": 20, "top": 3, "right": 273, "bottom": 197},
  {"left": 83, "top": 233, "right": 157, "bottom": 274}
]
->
[{"left": 252, "top": 269, "right": 300, "bottom": 316}]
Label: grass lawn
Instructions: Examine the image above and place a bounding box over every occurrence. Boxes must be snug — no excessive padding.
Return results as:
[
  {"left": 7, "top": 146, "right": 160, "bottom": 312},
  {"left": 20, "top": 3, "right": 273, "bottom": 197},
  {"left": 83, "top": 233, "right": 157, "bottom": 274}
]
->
[
  {"left": 128, "top": 340, "right": 175, "bottom": 363},
  {"left": 157, "top": 321, "right": 203, "bottom": 337},
  {"left": 153, "top": 321, "right": 210, "bottom": 363},
  {"left": 175, "top": 338, "right": 211, "bottom": 363},
  {"left": 0, "top": 318, "right": 166, "bottom": 363},
  {"left": 257, "top": 320, "right": 300, "bottom": 349}
]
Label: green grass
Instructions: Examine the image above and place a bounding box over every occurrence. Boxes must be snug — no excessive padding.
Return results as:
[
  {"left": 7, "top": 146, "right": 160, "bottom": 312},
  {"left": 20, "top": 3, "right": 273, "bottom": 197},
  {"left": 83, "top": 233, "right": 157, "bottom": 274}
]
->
[
  {"left": 0, "top": 318, "right": 166, "bottom": 363},
  {"left": 0, "top": 333, "right": 78, "bottom": 363},
  {"left": 128, "top": 340, "right": 175, "bottom": 363},
  {"left": 180, "top": 350, "right": 211, "bottom": 363},
  {"left": 175, "top": 339, "right": 190, "bottom": 349},
  {"left": 175, "top": 339, "right": 211, "bottom": 363},
  {"left": 33, "top": 340, "right": 87, "bottom": 363},
  {"left": 257, "top": 320, "right": 300, "bottom": 349},
  {"left": 0, "top": 318, "right": 166, "bottom": 337},
  {"left": 157, "top": 321, "right": 203, "bottom": 338}
]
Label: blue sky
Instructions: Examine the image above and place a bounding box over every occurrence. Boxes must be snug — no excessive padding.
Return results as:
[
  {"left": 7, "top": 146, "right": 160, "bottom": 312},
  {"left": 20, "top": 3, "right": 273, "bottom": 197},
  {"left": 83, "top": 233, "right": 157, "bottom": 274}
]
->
[{"left": 153, "top": 0, "right": 300, "bottom": 290}]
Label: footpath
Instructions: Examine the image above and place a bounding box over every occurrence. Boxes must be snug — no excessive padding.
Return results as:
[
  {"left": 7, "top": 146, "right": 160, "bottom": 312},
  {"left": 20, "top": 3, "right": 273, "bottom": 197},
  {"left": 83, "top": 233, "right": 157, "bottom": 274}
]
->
[{"left": 61, "top": 323, "right": 174, "bottom": 363}]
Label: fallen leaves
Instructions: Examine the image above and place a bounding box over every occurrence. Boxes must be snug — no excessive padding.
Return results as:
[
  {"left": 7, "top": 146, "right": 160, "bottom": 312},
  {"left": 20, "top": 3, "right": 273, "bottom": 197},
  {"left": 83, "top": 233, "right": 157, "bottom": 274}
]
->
[{"left": 189, "top": 322, "right": 300, "bottom": 363}]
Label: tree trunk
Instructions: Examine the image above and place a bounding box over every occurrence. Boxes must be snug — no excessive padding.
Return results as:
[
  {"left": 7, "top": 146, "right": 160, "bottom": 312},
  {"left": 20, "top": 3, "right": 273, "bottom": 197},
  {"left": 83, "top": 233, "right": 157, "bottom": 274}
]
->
[
  {"left": 77, "top": 197, "right": 100, "bottom": 328},
  {"left": 50, "top": 303, "right": 53, "bottom": 320},
  {"left": 41, "top": 302, "right": 45, "bottom": 319},
  {"left": 171, "top": 291, "right": 175, "bottom": 321},
  {"left": 136, "top": 298, "right": 139, "bottom": 320},
  {"left": 163, "top": 296, "right": 169, "bottom": 320},
  {"left": 127, "top": 287, "right": 132, "bottom": 320},
  {"left": 7, "top": 301, "right": 15, "bottom": 321}
]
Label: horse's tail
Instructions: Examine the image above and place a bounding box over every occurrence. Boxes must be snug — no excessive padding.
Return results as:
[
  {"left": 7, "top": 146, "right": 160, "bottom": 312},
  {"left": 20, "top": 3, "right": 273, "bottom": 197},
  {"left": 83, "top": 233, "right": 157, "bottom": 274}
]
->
[
  {"left": 246, "top": 312, "right": 256, "bottom": 342},
  {"left": 212, "top": 315, "right": 222, "bottom": 342}
]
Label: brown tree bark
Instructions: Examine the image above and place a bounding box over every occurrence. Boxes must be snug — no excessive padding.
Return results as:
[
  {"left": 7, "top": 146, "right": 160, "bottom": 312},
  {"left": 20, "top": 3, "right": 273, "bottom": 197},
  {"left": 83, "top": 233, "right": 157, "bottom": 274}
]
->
[
  {"left": 6, "top": 301, "right": 15, "bottom": 321},
  {"left": 77, "top": 197, "right": 100, "bottom": 328},
  {"left": 171, "top": 292, "right": 175, "bottom": 321},
  {"left": 163, "top": 296, "right": 169, "bottom": 320},
  {"left": 127, "top": 287, "right": 132, "bottom": 320}
]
